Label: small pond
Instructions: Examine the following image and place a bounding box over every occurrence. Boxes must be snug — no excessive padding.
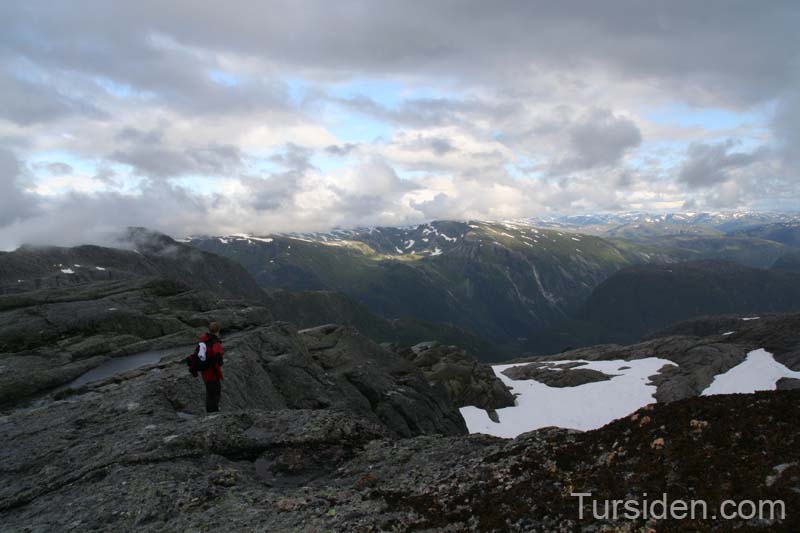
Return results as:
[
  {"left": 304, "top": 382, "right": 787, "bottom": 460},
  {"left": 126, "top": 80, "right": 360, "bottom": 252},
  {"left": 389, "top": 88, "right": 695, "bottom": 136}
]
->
[{"left": 62, "top": 348, "right": 181, "bottom": 390}]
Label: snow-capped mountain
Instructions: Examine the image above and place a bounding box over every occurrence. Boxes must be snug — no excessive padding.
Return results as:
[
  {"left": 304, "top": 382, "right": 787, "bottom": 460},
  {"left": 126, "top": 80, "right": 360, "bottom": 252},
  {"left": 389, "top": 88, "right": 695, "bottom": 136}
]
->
[
  {"left": 526, "top": 210, "right": 800, "bottom": 236},
  {"left": 190, "top": 220, "right": 674, "bottom": 358}
]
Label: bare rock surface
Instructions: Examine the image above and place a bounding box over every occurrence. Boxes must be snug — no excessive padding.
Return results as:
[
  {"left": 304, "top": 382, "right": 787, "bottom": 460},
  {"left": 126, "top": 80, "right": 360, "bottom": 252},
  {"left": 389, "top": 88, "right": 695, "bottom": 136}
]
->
[
  {"left": 0, "top": 278, "right": 272, "bottom": 407},
  {"left": 3, "top": 373, "right": 797, "bottom": 531},
  {"left": 502, "top": 363, "right": 614, "bottom": 387},
  {"left": 389, "top": 341, "right": 515, "bottom": 410}
]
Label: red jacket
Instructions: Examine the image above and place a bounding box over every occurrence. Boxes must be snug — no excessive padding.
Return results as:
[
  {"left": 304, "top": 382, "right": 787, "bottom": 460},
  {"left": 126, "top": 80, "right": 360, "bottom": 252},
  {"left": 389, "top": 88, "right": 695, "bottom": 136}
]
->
[{"left": 199, "top": 333, "right": 224, "bottom": 382}]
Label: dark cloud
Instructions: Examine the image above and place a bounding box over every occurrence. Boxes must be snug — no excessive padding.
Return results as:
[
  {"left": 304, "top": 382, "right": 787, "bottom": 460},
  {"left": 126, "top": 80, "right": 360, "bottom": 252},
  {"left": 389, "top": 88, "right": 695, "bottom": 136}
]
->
[
  {"left": 1, "top": 10, "right": 293, "bottom": 121},
  {"left": 0, "top": 67, "right": 105, "bottom": 125},
  {"left": 93, "top": 165, "right": 122, "bottom": 187},
  {"left": 3, "top": 1, "right": 796, "bottom": 129},
  {"left": 109, "top": 128, "right": 242, "bottom": 179},
  {"left": 268, "top": 143, "right": 315, "bottom": 173},
  {"left": 771, "top": 85, "right": 800, "bottom": 169},
  {"left": 5, "top": 1, "right": 795, "bottom": 105},
  {"left": 555, "top": 109, "right": 641, "bottom": 172},
  {"left": 115, "top": 127, "right": 164, "bottom": 144},
  {"left": 678, "top": 140, "right": 761, "bottom": 188},
  {"left": 325, "top": 143, "right": 359, "bottom": 156},
  {"left": 336, "top": 94, "right": 521, "bottom": 129},
  {"left": 243, "top": 145, "right": 315, "bottom": 212},
  {"left": 0, "top": 148, "right": 38, "bottom": 227},
  {"left": 403, "top": 136, "right": 457, "bottom": 156},
  {"left": 242, "top": 173, "right": 299, "bottom": 212},
  {"left": 615, "top": 169, "right": 635, "bottom": 188}
]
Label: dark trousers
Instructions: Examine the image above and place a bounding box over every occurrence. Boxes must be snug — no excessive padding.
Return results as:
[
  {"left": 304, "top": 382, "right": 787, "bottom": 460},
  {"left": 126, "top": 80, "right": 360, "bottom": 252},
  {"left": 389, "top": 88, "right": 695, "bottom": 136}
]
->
[{"left": 205, "top": 380, "right": 221, "bottom": 413}]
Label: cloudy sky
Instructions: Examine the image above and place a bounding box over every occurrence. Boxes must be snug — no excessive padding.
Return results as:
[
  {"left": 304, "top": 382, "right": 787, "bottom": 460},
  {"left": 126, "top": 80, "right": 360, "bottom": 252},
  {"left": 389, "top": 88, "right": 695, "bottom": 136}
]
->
[{"left": 1, "top": 1, "right": 798, "bottom": 247}]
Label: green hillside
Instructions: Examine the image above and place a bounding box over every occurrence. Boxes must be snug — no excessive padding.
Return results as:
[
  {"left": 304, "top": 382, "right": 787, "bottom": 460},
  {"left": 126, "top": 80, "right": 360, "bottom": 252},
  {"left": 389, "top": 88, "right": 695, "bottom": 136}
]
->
[{"left": 190, "top": 221, "right": 678, "bottom": 352}]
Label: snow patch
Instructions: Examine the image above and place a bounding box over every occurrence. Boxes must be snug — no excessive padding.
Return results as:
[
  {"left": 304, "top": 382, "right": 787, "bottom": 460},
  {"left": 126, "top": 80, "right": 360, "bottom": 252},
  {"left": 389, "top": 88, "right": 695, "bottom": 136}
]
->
[
  {"left": 460, "top": 357, "right": 674, "bottom": 438},
  {"left": 741, "top": 316, "right": 761, "bottom": 321},
  {"left": 701, "top": 349, "right": 800, "bottom": 395},
  {"left": 60, "top": 269, "right": 75, "bottom": 274},
  {"left": 95, "top": 266, "right": 106, "bottom": 271}
]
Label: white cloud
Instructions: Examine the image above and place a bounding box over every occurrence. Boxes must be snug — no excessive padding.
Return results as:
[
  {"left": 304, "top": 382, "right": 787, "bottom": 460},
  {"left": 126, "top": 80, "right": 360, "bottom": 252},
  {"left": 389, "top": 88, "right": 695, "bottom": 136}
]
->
[{"left": 0, "top": 1, "right": 797, "bottom": 246}]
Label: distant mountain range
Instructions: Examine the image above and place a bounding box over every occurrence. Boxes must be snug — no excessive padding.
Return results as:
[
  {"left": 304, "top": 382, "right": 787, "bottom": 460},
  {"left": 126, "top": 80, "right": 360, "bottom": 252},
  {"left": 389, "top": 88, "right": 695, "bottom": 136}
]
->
[
  {"left": 4, "top": 211, "right": 800, "bottom": 362},
  {"left": 190, "top": 220, "right": 676, "bottom": 357},
  {"left": 529, "top": 211, "right": 800, "bottom": 268},
  {"left": 527, "top": 210, "right": 800, "bottom": 235},
  {"left": 189, "top": 212, "right": 800, "bottom": 357}
]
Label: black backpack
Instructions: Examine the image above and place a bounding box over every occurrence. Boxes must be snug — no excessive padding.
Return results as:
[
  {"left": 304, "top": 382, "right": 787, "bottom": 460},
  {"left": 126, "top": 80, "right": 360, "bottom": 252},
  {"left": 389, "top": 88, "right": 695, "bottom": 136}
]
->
[{"left": 186, "top": 335, "right": 219, "bottom": 376}]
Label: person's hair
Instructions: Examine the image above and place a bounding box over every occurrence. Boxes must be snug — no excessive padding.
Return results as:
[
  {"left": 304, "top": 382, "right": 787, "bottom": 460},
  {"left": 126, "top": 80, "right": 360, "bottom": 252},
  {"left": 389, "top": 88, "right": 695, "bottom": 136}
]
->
[{"left": 208, "top": 322, "right": 221, "bottom": 335}]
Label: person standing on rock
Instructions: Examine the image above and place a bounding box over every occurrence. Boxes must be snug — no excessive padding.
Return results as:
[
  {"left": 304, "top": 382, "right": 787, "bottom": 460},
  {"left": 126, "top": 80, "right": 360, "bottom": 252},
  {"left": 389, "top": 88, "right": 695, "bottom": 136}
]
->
[{"left": 198, "top": 322, "right": 225, "bottom": 413}]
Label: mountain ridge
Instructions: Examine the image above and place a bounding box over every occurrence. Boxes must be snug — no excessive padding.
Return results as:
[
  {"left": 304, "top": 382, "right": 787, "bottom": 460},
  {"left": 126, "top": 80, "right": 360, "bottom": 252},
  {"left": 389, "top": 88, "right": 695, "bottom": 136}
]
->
[
  {"left": 189, "top": 220, "right": 678, "bottom": 352},
  {"left": 190, "top": 215, "right": 800, "bottom": 355},
  {"left": 581, "top": 260, "right": 800, "bottom": 342}
]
